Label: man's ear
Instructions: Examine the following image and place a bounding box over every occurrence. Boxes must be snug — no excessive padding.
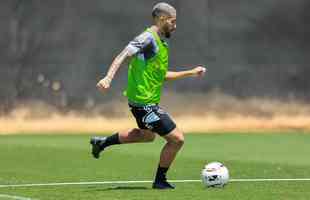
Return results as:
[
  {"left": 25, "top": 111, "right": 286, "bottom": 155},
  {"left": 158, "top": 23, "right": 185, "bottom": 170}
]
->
[{"left": 153, "top": 16, "right": 161, "bottom": 24}]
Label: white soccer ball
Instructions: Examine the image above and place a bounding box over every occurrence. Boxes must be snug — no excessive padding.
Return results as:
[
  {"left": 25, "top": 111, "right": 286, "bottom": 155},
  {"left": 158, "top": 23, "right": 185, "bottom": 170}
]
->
[{"left": 201, "top": 162, "right": 229, "bottom": 187}]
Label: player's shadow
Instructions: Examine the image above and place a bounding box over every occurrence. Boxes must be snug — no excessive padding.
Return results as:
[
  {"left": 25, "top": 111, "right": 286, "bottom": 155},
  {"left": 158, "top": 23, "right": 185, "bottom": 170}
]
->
[
  {"left": 85, "top": 186, "right": 149, "bottom": 191},
  {"left": 103, "top": 186, "right": 149, "bottom": 191}
]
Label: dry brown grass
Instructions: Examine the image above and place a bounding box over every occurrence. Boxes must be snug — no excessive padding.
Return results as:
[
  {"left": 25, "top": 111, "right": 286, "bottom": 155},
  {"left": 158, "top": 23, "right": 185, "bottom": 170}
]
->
[
  {"left": 1, "top": 93, "right": 310, "bottom": 134},
  {"left": 1, "top": 113, "right": 310, "bottom": 134}
]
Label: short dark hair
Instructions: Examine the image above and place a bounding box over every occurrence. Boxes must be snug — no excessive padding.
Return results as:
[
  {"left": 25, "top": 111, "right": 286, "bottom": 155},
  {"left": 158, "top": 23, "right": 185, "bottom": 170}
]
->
[
  {"left": 152, "top": 8, "right": 161, "bottom": 18},
  {"left": 152, "top": 2, "right": 176, "bottom": 19}
]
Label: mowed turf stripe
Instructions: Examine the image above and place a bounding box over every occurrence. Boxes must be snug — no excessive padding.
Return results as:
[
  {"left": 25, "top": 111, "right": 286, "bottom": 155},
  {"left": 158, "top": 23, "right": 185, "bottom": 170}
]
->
[
  {"left": 1, "top": 178, "right": 310, "bottom": 188},
  {"left": 0, "top": 194, "right": 36, "bottom": 200}
]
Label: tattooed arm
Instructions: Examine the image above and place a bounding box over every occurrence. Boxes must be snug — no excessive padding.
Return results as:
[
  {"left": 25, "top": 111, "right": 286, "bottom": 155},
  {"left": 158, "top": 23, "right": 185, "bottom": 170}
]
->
[
  {"left": 97, "top": 31, "right": 153, "bottom": 93},
  {"left": 96, "top": 47, "right": 132, "bottom": 93}
]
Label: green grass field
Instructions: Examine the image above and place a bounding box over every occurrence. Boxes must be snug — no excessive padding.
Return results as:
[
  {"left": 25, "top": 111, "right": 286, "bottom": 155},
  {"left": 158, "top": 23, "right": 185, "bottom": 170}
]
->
[{"left": 0, "top": 133, "right": 310, "bottom": 200}]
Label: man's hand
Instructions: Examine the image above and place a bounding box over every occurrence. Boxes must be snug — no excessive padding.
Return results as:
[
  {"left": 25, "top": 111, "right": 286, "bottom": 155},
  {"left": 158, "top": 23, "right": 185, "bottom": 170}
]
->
[
  {"left": 96, "top": 76, "right": 112, "bottom": 93},
  {"left": 191, "top": 66, "right": 207, "bottom": 77}
]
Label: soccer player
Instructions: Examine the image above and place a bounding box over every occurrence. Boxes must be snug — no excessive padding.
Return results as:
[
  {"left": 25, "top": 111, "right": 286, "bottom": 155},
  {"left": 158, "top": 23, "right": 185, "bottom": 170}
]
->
[{"left": 90, "top": 2, "right": 206, "bottom": 189}]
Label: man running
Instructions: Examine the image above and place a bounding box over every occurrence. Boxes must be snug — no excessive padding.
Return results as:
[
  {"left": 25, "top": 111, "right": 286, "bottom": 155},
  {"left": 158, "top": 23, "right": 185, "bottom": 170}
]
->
[{"left": 91, "top": 2, "right": 206, "bottom": 189}]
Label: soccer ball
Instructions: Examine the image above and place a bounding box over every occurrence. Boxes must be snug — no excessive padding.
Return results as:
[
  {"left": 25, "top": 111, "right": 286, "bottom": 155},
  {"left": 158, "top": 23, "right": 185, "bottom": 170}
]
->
[{"left": 201, "top": 162, "right": 229, "bottom": 187}]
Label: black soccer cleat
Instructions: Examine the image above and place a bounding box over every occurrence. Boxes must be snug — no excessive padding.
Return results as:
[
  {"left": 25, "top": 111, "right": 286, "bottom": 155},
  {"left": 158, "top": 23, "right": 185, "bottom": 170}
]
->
[
  {"left": 90, "top": 136, "right": 107, "bottom": 159},
  {"left": 152, "top": 180, "right": 175, "bottom": 189}
]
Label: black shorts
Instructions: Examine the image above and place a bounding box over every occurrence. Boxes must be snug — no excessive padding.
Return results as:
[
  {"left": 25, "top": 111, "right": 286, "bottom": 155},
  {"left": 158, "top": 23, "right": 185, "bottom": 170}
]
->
[{"left": 129, "top": 103, "right": 176, "bottom": 136}]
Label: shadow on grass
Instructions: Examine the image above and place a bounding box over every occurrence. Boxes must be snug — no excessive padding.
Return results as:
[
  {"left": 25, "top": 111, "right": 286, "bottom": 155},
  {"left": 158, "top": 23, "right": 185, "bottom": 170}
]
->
[{"left": 85, "top": 186, "right": 149, "bottom": 191}]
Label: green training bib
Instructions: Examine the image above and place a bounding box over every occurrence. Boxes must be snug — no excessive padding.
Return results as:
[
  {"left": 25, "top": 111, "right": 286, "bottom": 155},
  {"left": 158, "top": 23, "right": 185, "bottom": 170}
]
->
[{"left": 124, "top": 28, "right": 169, "bottom": 105}]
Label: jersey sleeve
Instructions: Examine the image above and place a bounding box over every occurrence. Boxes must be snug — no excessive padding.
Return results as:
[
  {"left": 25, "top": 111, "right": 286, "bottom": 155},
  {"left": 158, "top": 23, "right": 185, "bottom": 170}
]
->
[{"left": 126, "top": 31, "right": 155, "bottom": 56}]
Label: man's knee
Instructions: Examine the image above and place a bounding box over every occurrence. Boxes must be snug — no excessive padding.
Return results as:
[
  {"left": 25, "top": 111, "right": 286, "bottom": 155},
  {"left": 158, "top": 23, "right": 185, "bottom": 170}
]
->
[
  {"left": 174, "top": 134, "right": 184, "bottom": 147},
  {"left": 165, "top": 129, "right": 184, "bottom": 147}
]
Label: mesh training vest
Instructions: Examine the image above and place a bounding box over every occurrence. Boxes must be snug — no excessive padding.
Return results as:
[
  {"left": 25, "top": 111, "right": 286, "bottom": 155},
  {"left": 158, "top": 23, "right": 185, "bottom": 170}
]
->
[{"left": 124, "top": 28, "right": 169, "bottom": 105}]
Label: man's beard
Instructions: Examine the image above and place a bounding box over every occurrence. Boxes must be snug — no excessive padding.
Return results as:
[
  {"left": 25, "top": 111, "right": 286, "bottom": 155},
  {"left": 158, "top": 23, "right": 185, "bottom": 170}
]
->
[
  {"left": 164, "top": 31, "right": 171, "bottom": 38},
  {"left": 163, "top": 25, "right": 172, "bottom": 38}
]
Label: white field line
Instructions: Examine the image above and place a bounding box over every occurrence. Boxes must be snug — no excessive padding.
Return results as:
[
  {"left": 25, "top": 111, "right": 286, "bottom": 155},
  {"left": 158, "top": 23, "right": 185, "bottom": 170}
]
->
[
  {"left": 230, "top": 178, "right": 310, "bottom": 182},
  {"left": 0, "top": 178, "right": 310, "bottom": 188},
  {"left": 0, "top": 194, "right": 36, "bottom": 200}
]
